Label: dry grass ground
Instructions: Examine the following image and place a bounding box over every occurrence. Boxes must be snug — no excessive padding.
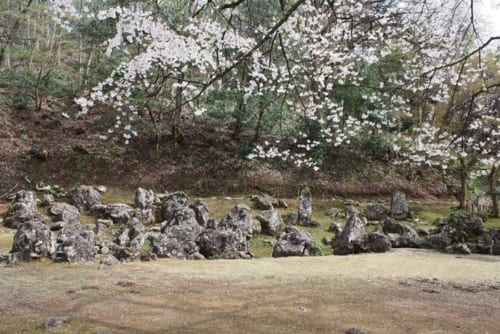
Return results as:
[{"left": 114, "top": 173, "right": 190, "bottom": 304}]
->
[{"left": 1, "top": 249, "right": 499, "bottom": 334}]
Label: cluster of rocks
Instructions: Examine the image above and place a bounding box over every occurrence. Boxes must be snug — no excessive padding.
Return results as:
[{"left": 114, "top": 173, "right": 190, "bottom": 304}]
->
[
  {"left": 249, "top": 189, "right": 319, "bottom": 257},
  {"left": 2, "top": 186, "right": 264, "bottom": 264},
  {"left": 0, "top": 185, "right": 324, "bottom": 264},
  {"left": 2, "top": 186, "right": 499, "bottom": 266},
  {"left": 328, "top": 191, "right": 500, "bottom": 256}
]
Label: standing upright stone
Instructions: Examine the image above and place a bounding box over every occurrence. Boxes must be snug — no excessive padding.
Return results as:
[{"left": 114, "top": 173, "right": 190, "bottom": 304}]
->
[
  {"left": 297, "top": 187, "right": 312, "bottom": 226},
  {"left": 4, "top": 191, "right": 39, "bottom": 228},
  {"left": 390, "top": 191, "right": 409, "bottom": 220},
  {"left": 134, "top": 188, "right": 155, "bottom": 224}
]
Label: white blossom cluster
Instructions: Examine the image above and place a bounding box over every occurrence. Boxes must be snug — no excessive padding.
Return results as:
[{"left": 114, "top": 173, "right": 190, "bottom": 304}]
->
[{"left": 48, "top": 0, "right": 498, "bottom": 173}]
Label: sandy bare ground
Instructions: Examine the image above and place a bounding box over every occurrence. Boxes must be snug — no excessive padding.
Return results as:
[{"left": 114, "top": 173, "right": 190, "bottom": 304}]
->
[{"left": 1, "top": 249, "right": 499, "bottom": 334}]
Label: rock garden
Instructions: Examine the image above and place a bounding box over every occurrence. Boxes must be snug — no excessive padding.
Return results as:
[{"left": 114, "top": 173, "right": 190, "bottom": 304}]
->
[{"left": 1, "top": 185, "right": 499, "bottom": 268}]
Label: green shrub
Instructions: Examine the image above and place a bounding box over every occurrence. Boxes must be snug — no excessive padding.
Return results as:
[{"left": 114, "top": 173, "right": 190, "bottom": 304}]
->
[{"left": 11, "top": 95, "right": 28, "bottom": 110}]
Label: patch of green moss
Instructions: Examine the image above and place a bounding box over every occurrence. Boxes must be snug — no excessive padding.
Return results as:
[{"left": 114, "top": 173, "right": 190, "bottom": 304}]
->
[{"left": 248, "top": 234, "right": 276, "bottom": 258}]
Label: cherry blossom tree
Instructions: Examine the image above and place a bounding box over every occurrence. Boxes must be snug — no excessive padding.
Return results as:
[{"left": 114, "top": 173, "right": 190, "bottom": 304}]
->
[{"left": 50, "top": 0, "right": 498, "bottom": 209}]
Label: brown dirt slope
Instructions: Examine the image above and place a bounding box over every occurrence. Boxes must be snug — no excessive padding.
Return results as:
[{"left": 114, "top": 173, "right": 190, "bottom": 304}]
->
[{"left": 0, "top": 104, "right": 448, "bottom": 199}]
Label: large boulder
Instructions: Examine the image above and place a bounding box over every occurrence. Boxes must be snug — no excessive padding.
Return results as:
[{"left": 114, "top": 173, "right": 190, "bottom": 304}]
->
[
  {"left": 4, "top": 191, "right": 39, "bottom": 228},
  {"left": 114, "top": 218, "right": 147, "bottom": 249},
  {"left": 68, "top": 186, "right": 101, "bottom": 210},
  {"left": 334, "top": 213, "right": 368, "bottom": 255},
  {"left": 190, "top": 200, "right": 210, "bottom": 227},
  {"left": 49, "top": 202, "right": 80, "bottom": 225},
  {"left": 161, "top": 192, "right": 189, "bottom": 222},
  {"left": 151, "top": 205, "right": 203, "bottom": 259},
  {"left": 424, "top": 234, "right": 452, "bottom": 250},
  {"left": 383, "top": 218, "right": 421, "bottom": 248},
  {"left": 467, "top": 234, "right": 494, "bottom": 254},
  {"left": 366, "top": 203, "right": 388, "bottom": 221},
  {"left": 256, "top": 209, "right": 282, "bottom": 236},
  {"left": 251, "top": 194, "right": 287, "bottom": 210},
  {"left": 53, "top": 224, "right": 96, "bottom": 263},
  {"left": 390, "top": 192, "right": 409, "bottom": 220},
  {"left": 134, "top": 188, "right": 155, "bottom": 224},
  {"left": 272, "top": 226, "right": 317, "bottom": 257},
  {"left": 219, "top": 205, "right": 253, "bottom": 240},
  {"left": 367, "top": 232, "right": 392, "bottom": 253},
  {"left": 297, "top": 187, "right": 312, "bottom": 226},
  {"left": 197, "top": 221, "right": 250, "bottom": 259},
  {"left": 11, "top": 220, "right": 52, "bottom": 261}
]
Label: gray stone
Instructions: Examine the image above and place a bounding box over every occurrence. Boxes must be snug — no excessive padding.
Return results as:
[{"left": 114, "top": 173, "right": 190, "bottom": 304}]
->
[
  {"left": 416, "top": 227, "right": 431, "bottom": 237},
  {"left": 11, "top": 220, "right": 52, "bottom": 261},
  {"left": 134, "top": 188, "right": 155, "bottom": 224},
  {"left": 53, "top": 224, "right": 96, "bottom": 263},
  {"left": 297, "top": 187, "right": 312, "bottom": 226},
  {"left": 190, "top": 199, "right": 210, "bottom": 227},
  {"left": 284, "top": 213, "right": 298, "bottom": 225},
  {"left": 383, "top": 218, "right": 407, "bottom": 234},
  {"left": 152, "top": 204, "right": 203, "bottom": 259},
  {"left": 197, "top": 225, "right": 249, "bottom": 259},
  {"left": 251, "top": 194, "right": 276, "bottom": 210},
  {"left": 328, "top": 222, "right": 343, "bottom": 234},
  {"left": 94, "top": 219, "right": 113, "bottom": 236},
  {"left": 96, "top": 185, "right": 107, "bottom": 193},
  {"left": 445, "top": 243, "right": 471, "bottom": 255},
  {"left": 383, "top": 218, "right": 421, "bottom": 248},
  {"left": 41, "top": 194, "right": 55, "bottom": 207},
  {"left": 256, "top": 209, "right": 282, "bottom": 236},
  {"left": 424, "top": 234, "right": 452, "bottom": 250},
  {"left": 220, "top": 205, "right": 253, "bottom": 239},
  {"left": 104, "top": 203, "right": 134, "bottom": 225},
  {"left": 345, "top": 327, "right": 366, "bottom": 334},
  {"left": 4, "top": 190, "right": 39, "bottom": 228},
  {"left": 111, "top": 244, "right": 142, "bottom": 262},
  {"left": 44, "top": 317, "right": 70, "bottom": 331},
  {"left": 114, "top": 218, "right": 147, "bottom": 250},
  {"left": 251, "top": 194, "right": 287, "bottom": 210},
  {"left": 0, "top": 252, "right": 18, "bottom": 267},
  {"left": 161, "top": 192, "right": 189, "bottom": 222},
  {"left": 68, "top": 185, "right": 101, "bottom": 210},
  {"left": 334, "top": 213, "right": 368, "bottom": 255},
  {"left": 366, "top": 203, "right": 388, "bottom": 221},
  {"left": 99, "top": 254, "right": 120, "bottom": 267},
  {"left": 49, "top": 202, "right": 80, "bottom": 224},
  {"left": 367, "top": 232, "right": 392, "bottom": 252},
  {"left": 390, "top": 191, "right": 409, "bottom": 220},
  {"left": 325, "top": 208, "right": 346, "bottom": 218},
  {"left": 491, "top": 229, "right": 500, "bottom": 255},
  {"left": 252, "top": 219, "right": 262, "bottom": 235},
  {"left": 272, "top": 226, "right": 317, "bottom": 257}
]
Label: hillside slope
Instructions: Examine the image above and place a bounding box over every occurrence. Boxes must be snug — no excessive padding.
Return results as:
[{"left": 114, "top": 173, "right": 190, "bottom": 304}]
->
[{"left": 0, "top": 104, "right": 448, "bottom": 199}]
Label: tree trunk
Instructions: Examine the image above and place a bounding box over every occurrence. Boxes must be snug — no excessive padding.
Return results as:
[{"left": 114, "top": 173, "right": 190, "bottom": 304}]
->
[
  {"left": 232, "top": 66, "right": 248, "bottom": 140},
  {"left": 232, "top": 95, "right": 246, "bottom": 140},
  {"left": 458, "top": 159, "right": 468, "bottom": 210},
  {"left": 171, "top": 74, "right": 184, "bottom": 143},
  {"left": 488, "top": 165, "right": 499, "bottom": 218}
]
